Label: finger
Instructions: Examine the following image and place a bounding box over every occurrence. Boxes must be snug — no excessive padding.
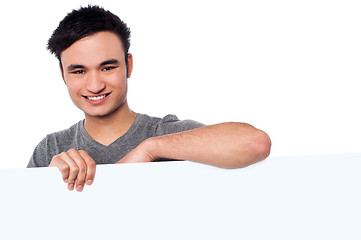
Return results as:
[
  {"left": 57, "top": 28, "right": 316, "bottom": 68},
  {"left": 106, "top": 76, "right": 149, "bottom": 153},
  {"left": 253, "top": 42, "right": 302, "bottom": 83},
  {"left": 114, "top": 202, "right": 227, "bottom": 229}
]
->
[
  {"left": 79, "top": 150, "right": 96, "bottom": 185},
  {"left": 49, "top": 156, "right": 71, "bottom": 183},
  {"left": 59, "top": 151, "right": 80, "bottom": 186},
  {"left": 67, "top": 149, "right": 87, "bottom": 192}
]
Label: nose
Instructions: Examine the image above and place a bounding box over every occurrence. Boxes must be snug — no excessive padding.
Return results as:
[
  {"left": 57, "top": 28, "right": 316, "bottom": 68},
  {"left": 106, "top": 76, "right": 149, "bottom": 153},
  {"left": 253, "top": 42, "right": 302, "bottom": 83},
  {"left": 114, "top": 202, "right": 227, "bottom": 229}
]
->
[{"left": 86, "top": 71, "right": 105, "bottom": 94}]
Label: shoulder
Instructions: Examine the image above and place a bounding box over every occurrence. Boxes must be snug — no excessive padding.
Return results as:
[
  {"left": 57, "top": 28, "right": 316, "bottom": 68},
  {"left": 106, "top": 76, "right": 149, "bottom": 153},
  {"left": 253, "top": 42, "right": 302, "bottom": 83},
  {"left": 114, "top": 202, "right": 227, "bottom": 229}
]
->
[
  {"left": 27, "top": 121, "right": 83, "bottom": 167},
  {"left": 138, "top": 113, "right": 179, "bottom": 125},
  {"left": 46, "top": 121, "right": 82, "bottom": 144},
  {"left": 139, "top": 113, "right": 205, "bottom": 136}
]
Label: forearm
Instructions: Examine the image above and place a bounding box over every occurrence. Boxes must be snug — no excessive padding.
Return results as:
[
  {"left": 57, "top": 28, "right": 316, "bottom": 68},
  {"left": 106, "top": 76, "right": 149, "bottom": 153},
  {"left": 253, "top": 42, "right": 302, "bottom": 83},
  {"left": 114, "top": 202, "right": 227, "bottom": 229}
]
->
[{"left": 143, "top": 122, "right": 271, "bottom": 168}]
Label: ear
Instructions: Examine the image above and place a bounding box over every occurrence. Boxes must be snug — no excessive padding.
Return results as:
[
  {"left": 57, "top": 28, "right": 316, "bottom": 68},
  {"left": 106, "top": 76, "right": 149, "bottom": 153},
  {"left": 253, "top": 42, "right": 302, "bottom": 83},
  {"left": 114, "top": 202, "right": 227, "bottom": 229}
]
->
[{"left": 127, "top": 53, "right": 133, "bottom": 78}]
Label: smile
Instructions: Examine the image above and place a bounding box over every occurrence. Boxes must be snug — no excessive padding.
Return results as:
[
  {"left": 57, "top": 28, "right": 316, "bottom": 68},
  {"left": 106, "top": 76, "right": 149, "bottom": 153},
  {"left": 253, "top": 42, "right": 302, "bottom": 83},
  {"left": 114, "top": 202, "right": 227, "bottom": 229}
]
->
[{"left": 84, "top": 93, "right": 111, "bottom": 100}]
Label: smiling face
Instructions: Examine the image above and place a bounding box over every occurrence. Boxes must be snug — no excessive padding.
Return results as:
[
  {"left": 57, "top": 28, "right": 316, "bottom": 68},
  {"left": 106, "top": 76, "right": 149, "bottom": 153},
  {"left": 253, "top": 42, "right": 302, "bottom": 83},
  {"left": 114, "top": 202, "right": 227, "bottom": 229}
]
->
[{"left": 60, "top": 31, "right": 133, "bottom": 119}]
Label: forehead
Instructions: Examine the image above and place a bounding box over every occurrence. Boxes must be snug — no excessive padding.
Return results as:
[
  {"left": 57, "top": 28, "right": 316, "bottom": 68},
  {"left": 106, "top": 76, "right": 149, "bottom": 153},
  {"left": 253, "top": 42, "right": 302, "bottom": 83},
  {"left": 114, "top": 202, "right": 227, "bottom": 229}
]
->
[{"left": 61, "top": 31, "right": 125, "bottom": 67}]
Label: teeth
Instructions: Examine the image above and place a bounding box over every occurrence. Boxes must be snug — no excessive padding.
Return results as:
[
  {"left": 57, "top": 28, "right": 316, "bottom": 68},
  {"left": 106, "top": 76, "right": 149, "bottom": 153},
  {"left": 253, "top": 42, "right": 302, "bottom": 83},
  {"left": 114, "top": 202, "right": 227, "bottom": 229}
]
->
[{"left": 87, "top": 94, "right": 106, "bottom": 100}]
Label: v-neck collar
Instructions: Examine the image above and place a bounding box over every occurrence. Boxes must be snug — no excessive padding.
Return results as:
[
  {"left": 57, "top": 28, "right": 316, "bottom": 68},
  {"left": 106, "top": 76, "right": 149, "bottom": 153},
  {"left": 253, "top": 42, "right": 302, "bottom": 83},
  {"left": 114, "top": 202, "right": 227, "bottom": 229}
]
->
[{"left": 78, "top": 113, "right": 143, "bottom": 149}]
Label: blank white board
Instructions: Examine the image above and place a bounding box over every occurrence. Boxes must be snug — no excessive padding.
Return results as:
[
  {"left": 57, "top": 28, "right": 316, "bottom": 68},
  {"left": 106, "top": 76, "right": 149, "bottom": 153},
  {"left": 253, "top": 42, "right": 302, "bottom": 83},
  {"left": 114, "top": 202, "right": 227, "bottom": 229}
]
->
[{"left": 0, "top": 153, "right": 360, "bottom": 239}]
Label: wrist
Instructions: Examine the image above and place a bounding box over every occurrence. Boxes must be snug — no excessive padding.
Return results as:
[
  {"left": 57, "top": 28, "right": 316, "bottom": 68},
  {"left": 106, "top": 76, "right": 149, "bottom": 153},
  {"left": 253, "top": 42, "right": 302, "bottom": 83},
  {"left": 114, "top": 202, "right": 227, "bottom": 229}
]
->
[{"left": 142, "top": 137, "right": 161, "bottom": 160}]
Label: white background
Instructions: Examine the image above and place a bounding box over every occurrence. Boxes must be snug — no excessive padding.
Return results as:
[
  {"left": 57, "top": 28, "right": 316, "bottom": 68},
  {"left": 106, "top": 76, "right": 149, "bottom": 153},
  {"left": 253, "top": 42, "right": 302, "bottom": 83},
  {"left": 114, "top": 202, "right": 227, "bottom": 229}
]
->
[{"left": 0, "top": 0, "right": 360, "bottom": 169}]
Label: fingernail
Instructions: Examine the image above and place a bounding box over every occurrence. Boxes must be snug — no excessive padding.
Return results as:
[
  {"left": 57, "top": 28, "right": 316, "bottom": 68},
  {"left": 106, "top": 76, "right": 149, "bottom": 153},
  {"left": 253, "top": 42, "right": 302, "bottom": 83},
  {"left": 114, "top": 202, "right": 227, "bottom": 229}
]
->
[
  {"left": 64, "top": 179, "right": 68, "bottom": 183},
  {"left": 68, "top": 183, "right": 74, "bottom": 191},
  {"left": 86, "top": 179, "right": 93, "bottom": 185},
  {"left": 76, "top": 185, "right": 83, "bottom": 192}
]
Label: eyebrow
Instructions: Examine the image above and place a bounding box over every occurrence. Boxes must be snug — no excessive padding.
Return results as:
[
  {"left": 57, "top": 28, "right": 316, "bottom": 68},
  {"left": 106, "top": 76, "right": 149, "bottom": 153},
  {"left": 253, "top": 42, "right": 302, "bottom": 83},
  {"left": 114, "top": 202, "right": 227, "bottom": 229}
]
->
[
  {"left": 100, "top": 59, "right": 119, "bottom": 66},
  {"left": 67, "top": 64, "right": 85, "bottom": 72},
  {"left": 66, "top": 59, "right": 119, "bottom": 72}
]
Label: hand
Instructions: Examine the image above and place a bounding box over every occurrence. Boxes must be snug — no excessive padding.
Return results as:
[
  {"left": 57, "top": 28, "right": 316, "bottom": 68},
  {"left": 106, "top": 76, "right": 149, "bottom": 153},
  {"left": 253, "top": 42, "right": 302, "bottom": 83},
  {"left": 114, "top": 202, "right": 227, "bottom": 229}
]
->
[
  {"left": 49, "top": 149, "right": 96, "bottom": 192},
  {"left": 116, "top": 140, "right": 155, "bottom": 164}
]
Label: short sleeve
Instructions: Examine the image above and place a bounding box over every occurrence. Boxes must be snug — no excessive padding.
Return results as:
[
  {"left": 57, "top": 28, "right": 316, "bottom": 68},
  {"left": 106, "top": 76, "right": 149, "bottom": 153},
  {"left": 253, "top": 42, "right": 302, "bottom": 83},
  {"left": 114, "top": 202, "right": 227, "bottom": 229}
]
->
[
  {"left": 154, "top": 114, "right": 205, "bottom": 136},
  {"left": 27, "top": 135, "right": 54, "bottom": 168}
]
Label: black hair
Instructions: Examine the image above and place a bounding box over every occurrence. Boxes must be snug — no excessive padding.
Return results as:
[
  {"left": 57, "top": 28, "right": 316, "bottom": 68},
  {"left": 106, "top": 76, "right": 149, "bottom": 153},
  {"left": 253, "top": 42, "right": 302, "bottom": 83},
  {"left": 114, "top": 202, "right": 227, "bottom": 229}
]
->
[{"left": 47, "top": 5, "right": 131, "bottom": 68}]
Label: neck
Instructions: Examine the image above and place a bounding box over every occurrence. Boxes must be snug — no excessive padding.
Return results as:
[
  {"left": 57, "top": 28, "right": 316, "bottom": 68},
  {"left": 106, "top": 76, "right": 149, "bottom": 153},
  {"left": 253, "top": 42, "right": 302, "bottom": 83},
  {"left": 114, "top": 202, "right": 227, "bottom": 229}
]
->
[{"left": 83, "top": 101, "right": 136, "bottom": 146}]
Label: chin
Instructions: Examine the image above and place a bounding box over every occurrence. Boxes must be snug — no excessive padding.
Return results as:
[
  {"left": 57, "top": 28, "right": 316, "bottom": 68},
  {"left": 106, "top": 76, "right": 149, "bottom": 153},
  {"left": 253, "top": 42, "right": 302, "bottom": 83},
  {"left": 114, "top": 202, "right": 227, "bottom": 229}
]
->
[
  {"left": 83, "top": 107, "right": 119, "bottom": 119},
  {"left": 85, "top": 112, "right": 111, "bottom": 118}
]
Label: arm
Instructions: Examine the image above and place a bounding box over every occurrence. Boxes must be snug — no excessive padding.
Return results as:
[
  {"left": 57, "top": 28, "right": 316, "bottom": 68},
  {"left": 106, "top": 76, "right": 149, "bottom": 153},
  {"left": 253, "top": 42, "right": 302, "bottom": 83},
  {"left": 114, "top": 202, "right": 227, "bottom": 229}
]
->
[{"left": 117, "top": 122, "right": 271, "bottom": 168}]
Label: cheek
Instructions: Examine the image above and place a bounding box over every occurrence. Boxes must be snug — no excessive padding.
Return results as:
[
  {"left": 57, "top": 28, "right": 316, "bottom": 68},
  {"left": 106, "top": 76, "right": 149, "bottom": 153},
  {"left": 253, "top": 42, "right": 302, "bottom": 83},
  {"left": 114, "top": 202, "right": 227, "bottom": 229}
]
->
[
  {"left": 65, "top": 80, "right": 82, "bottom": 97},
  {"left": 109, "top": 74, "right": 127, "bottom": 90},
  {"left": 118, "top": 79, "right": 128, "bottom": 94}
]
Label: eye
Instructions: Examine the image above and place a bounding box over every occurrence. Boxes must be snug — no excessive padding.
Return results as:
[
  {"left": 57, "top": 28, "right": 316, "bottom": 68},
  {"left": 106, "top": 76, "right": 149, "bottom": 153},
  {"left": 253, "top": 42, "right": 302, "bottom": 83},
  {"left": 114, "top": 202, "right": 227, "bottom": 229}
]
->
[
  {"left": 70, "top": 69, "right": 85, "bottom": 74},
  {"left": 102, "top": 66, "right": 116, "bottom": 72}
]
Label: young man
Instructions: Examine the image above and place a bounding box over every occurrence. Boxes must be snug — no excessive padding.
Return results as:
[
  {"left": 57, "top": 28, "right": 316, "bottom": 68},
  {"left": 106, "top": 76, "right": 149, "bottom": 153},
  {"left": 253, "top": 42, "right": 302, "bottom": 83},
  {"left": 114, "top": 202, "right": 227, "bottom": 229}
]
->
[{"left": 28, "top": 5, "right": 271, "bottom": 191}]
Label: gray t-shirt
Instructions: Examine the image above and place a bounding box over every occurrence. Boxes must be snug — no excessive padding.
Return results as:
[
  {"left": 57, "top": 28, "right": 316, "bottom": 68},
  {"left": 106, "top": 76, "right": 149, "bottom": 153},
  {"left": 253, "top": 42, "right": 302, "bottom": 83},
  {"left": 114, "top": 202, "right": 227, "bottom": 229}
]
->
[{"left": 27, "top": 113, "right": 204, "bottom": 167}]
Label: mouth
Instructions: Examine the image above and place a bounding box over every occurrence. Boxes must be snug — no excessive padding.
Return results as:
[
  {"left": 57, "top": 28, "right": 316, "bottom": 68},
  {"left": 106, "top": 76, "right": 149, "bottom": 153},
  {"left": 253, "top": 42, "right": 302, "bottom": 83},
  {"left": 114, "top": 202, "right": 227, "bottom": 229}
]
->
[{"left": 83, "top": 93, "right": 111, "bottom": 100}]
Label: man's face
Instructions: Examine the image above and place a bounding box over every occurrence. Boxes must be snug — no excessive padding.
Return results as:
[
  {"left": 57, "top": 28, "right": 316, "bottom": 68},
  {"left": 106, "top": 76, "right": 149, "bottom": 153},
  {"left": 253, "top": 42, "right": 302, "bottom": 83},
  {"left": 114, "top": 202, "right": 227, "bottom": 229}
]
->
[{"left": 60, "top": 31, "right": 133, "bottom": 119}]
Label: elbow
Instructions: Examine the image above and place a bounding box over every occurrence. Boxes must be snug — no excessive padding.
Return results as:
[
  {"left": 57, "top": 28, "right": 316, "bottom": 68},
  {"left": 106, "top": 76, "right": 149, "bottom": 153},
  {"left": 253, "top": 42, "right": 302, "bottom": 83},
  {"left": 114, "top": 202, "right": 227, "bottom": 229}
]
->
[
  {"left": 252, "top": 130, "right": 271, "bottom": 162},
  {"left": 234, "top": 124, "right": 271, "bottom": 168}
]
